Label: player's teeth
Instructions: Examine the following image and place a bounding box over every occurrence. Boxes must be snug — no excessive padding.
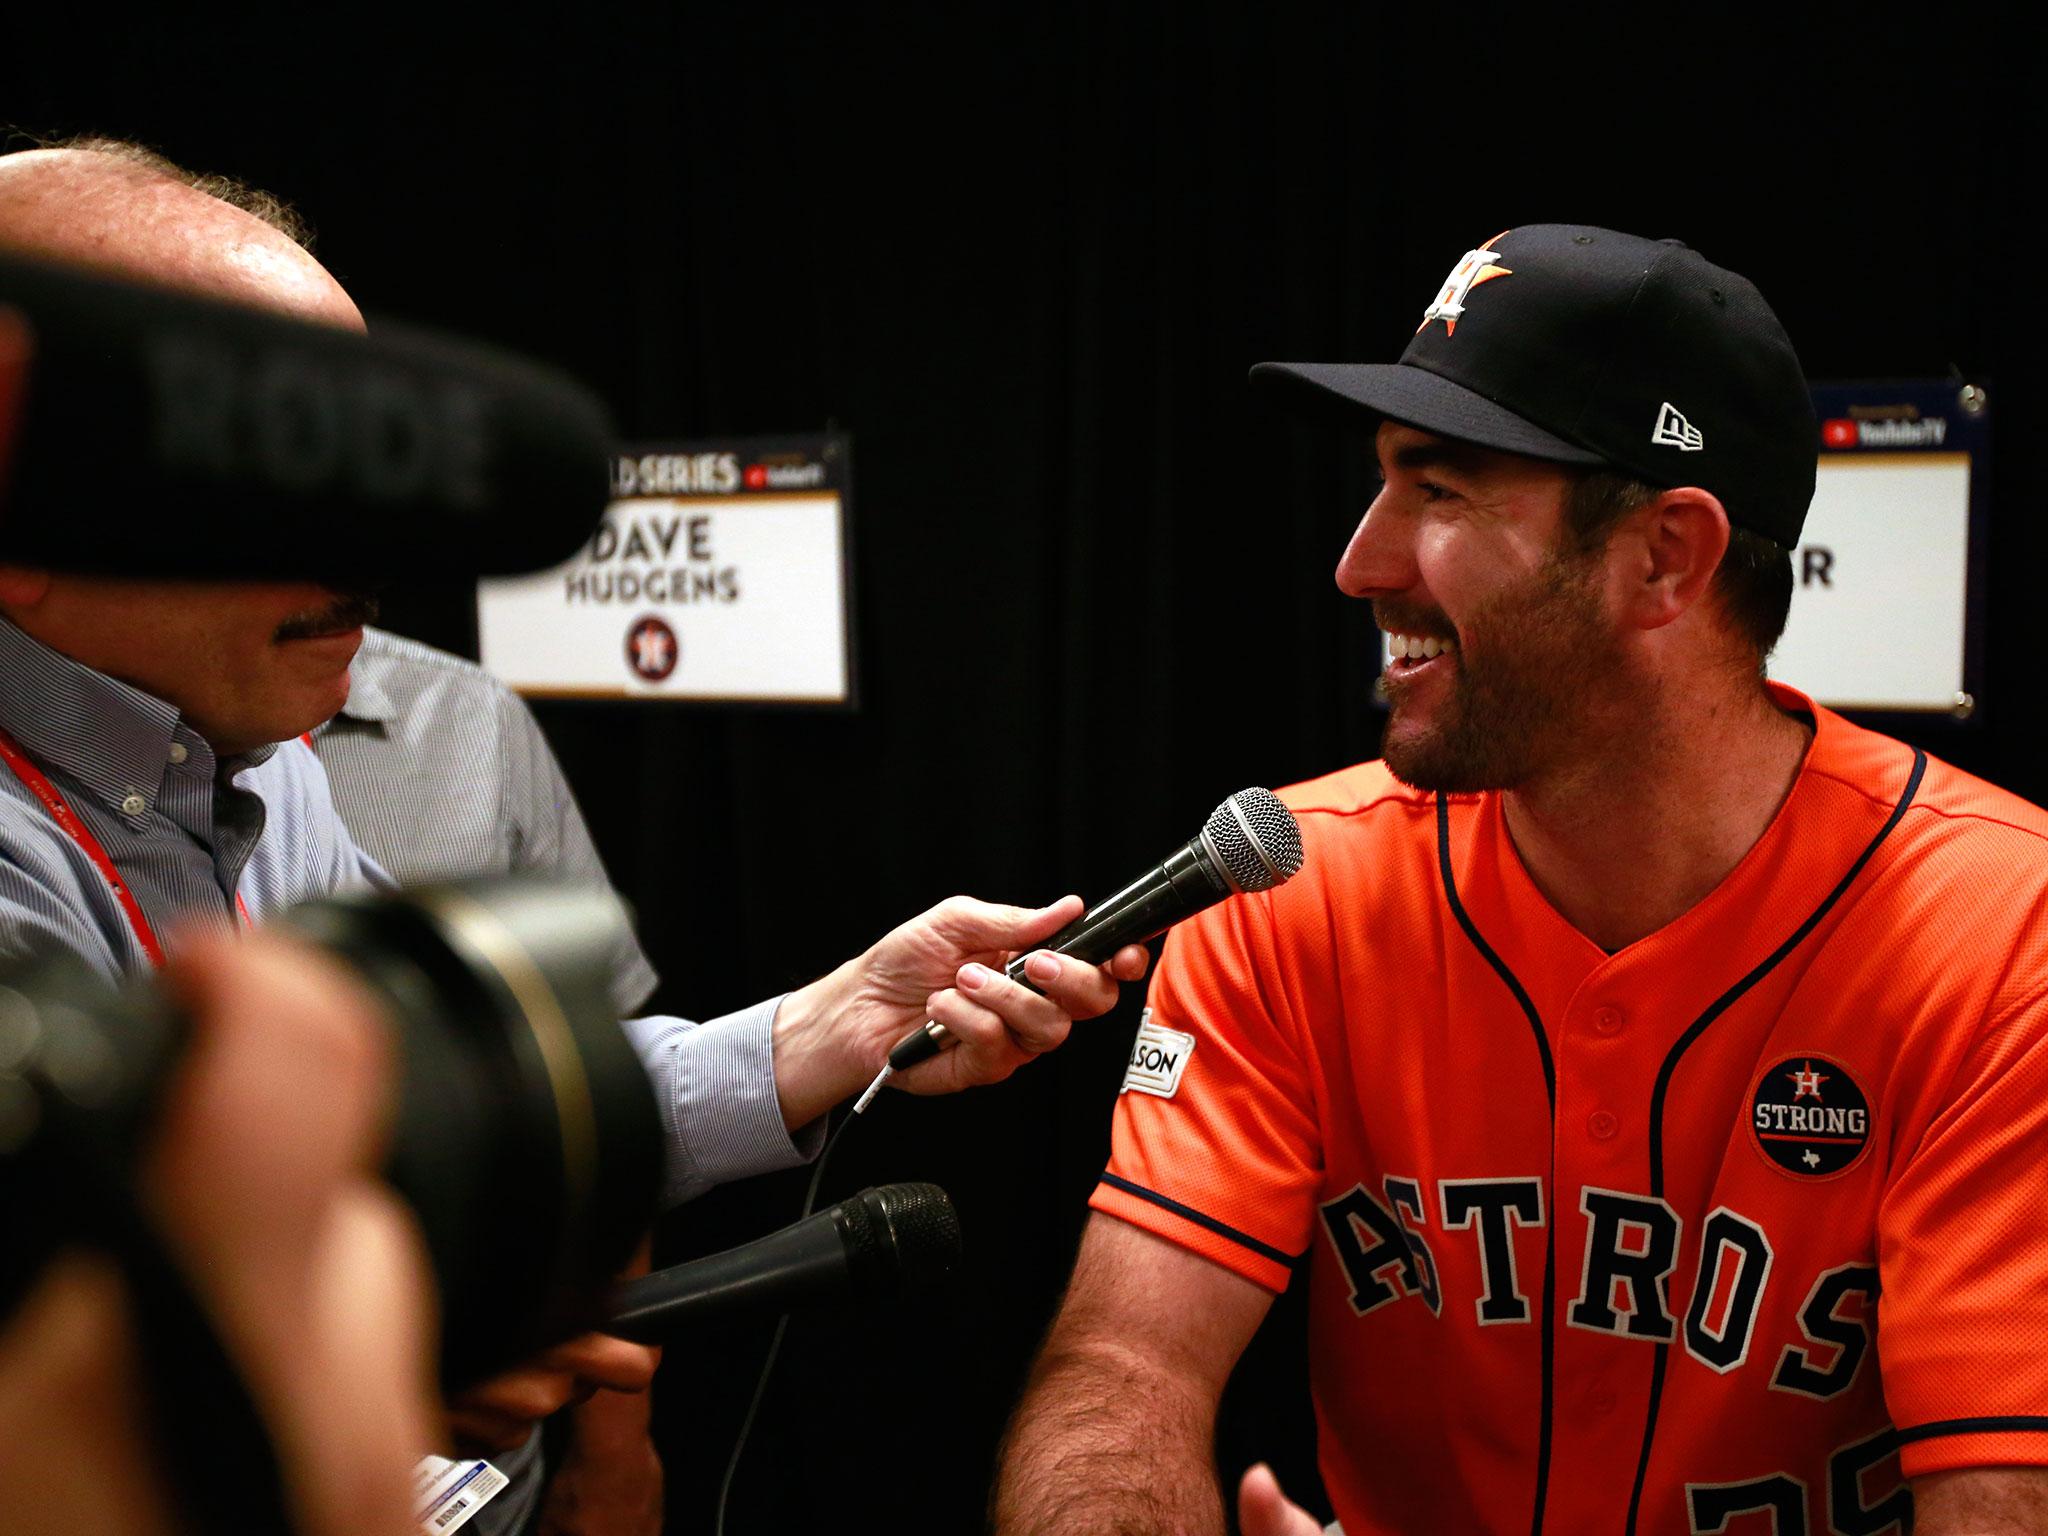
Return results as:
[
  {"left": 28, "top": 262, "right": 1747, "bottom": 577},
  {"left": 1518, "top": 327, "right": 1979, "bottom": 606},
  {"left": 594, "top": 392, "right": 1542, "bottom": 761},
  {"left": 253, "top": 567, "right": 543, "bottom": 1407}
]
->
[
  {"left": 1389, "top": 632, "right": 1456, "bottom": 659},
  {"left": 1389, "top": 633, "right": 1455, "bottom": 658}
]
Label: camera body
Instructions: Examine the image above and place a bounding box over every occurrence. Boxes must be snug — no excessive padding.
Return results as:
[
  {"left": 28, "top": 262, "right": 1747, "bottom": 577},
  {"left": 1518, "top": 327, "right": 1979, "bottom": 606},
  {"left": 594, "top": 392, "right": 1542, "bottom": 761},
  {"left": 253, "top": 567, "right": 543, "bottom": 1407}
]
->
[{"left": 0, "top": 878, "right": 663, "bottom": 1386}]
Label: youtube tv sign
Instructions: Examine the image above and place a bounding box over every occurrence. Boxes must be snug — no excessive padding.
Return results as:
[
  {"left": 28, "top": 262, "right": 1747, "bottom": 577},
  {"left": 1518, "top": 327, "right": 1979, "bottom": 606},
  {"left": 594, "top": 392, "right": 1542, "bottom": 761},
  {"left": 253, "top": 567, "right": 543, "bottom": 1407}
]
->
[
  {"left": 1767, "top": 381, "right": 1989, "bottom": 717},
  {"left": 1821, "top": 414, "right": 1950, "bottom": 450}
]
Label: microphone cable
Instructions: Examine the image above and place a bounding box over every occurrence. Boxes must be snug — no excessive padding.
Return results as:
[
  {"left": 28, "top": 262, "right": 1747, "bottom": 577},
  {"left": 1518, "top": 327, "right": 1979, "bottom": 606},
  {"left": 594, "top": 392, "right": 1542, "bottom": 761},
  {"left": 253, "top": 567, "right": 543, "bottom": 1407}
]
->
[{"left": 714, "top": 1103, "right": 861, "bottom": 1536}]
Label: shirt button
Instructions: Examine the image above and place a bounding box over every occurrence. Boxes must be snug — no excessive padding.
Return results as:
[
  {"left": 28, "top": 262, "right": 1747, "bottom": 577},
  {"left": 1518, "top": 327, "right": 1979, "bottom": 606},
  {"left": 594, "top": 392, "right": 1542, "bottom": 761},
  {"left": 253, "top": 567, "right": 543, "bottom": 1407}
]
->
[
  {"left": 1588, "top": 1110, "right": 1620, "bottom": 1141},
  {"left": 168, "top": 743, "right": 189, "bottom": 765},
  {"left": 119, "top": 792, "right": 147, "bottom": 816},
  {"left": 1593, "top": 1006, "right": 1624, "bottom": 1036}
]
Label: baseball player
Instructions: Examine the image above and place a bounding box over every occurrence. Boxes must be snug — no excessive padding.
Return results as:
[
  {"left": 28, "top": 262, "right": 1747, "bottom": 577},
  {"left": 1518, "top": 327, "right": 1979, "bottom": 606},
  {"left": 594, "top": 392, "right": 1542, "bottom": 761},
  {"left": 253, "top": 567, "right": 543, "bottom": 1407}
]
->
[{"left": 992, "top": 226, "right": 2048, "bottom": 1536}]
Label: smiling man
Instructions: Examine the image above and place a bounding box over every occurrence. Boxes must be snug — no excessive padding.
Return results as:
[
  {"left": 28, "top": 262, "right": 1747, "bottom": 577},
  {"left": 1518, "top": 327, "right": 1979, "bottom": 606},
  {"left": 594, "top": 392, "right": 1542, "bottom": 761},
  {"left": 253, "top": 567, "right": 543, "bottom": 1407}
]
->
[{"left": 995, "top": 227, "right": 2048, "bottom": 1536}]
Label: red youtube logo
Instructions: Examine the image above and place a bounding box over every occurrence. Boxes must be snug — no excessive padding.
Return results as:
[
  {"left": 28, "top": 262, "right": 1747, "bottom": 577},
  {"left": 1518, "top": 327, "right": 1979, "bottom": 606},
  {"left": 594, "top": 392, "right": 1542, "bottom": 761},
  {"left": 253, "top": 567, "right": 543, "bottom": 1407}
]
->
[
  {"left": 743, "top": 463, "right": 769, "bottom": 489},
  {"left": 1821, "top": 419, "right": 1858, "bottom": 449}
]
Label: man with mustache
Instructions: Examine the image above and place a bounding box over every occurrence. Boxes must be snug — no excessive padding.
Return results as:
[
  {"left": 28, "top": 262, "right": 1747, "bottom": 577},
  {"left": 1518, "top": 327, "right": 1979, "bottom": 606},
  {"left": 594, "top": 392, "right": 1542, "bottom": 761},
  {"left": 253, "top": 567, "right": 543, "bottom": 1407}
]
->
[
  {"left": 995, "top": 227, "right": 2048, "bottom": 1535},
  {"left": 0, "top": 140, "right": 1147, "bottom": 1533}
]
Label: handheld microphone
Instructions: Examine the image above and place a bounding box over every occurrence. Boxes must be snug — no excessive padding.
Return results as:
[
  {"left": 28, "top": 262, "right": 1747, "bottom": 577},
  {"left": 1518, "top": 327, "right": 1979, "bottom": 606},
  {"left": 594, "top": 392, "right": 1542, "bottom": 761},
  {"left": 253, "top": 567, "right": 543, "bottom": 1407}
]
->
[
  {"left": 603, "top": 1183, "right": 961, "bottom": 1342},
  {"left": 875, "top": 788, "right": 1305, "bottom": 1086},
  {"left": 0, "top": 251, "right": 615, "bottom": 580}
]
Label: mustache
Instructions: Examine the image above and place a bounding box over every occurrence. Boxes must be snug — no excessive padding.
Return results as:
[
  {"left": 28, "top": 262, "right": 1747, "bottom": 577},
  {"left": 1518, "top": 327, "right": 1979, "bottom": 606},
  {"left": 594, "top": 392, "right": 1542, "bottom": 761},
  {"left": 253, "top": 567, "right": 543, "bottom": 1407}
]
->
[
  {"left": 273, "top": 591, "right": 380, "bottom": 642},
  {"left": 1371, "top": 601, "right": 1455, "bottom": 641}
]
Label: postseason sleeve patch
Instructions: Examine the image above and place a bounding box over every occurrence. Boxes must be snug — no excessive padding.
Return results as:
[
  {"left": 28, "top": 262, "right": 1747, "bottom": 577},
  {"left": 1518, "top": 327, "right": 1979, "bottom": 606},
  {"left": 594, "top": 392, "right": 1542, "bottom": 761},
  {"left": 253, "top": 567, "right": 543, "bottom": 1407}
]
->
[{"left": 1121, "top": 1010, "right": 1195, "bottom": 1099}]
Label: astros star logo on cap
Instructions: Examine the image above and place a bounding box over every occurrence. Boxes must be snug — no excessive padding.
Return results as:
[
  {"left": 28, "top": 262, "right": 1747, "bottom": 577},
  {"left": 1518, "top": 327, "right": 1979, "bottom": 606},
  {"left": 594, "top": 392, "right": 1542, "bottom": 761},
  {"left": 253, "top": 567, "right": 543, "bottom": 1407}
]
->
[{"left": 1418, "top": 231, "right": 1512, "bottom": 336}]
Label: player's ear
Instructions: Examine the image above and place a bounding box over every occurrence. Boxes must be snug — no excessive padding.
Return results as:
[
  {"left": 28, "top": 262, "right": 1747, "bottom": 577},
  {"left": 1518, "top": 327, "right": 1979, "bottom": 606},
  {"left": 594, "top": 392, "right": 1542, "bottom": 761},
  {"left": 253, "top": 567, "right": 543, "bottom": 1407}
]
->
[{"left": 1617, "top": 488, "right": 1730, "bottom": 633}]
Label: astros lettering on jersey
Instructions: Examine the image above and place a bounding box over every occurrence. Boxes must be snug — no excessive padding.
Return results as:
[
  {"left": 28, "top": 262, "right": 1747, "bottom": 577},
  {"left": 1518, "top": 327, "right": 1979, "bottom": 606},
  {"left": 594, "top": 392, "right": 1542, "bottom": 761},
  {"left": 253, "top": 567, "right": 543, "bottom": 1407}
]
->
[{"left": 1092, "top": 682, "right": 2048, "bottom": 1536}]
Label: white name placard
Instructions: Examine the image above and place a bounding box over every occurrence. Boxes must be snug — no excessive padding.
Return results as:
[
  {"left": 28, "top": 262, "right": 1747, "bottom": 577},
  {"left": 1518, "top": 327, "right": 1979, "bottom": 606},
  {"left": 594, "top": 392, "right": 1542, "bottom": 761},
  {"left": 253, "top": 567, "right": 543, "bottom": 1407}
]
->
[
  {"left": 478, "top": 437, "right": 854, "bottom": 704},
  {"left": 1769, "top": 452, "right": 1972, "bottom": 713}
]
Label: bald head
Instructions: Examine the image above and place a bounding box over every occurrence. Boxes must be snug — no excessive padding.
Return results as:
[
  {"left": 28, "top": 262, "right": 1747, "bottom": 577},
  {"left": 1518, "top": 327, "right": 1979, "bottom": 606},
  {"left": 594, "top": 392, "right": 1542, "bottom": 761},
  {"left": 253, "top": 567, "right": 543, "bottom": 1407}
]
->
[
  {"left": 0, "top": 148, "right": 363, "bottom": 332},
  {"left": 0, "top": 146, "right": 373, "bottom": 753}
]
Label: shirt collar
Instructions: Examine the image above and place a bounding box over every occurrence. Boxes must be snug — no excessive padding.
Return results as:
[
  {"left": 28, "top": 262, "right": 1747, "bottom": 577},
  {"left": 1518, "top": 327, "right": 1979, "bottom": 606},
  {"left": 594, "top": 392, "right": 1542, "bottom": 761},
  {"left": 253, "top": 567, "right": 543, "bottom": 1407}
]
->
[
  {"left": 333, "top": 643, "right": 397, "bottom": 726},
  {"left": 0, "top": 617, "right": 273, "bottom": 815}
]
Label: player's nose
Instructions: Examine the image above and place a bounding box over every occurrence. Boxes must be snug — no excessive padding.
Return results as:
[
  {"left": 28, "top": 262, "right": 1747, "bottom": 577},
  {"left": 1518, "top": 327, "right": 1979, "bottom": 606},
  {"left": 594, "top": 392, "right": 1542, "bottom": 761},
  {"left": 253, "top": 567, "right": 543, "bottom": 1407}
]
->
[{"left": 1335, "top": 488, "right": 1416, "bottom": 600}]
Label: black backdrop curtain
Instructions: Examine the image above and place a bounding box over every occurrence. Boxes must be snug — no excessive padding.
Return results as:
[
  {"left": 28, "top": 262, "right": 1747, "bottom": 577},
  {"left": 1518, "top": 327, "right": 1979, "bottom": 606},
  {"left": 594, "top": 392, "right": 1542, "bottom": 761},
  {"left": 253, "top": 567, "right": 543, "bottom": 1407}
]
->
[{"left": 4, "top": 4, "right": 2039, "bottom": 1530}]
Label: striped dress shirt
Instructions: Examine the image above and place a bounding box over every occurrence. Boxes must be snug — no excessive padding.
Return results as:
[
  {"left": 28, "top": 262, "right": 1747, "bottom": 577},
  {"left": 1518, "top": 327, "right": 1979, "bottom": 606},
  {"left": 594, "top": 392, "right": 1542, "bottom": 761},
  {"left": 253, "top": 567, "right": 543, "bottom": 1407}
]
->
[
  {"left": 311, "top": 627, "right": 816, "bottom": 1207},
  {"left": 0, "top": 614, "right": 381, "bottom": 974},
  {"left": 0, "top": 616, "right": 815, "bottom": 1205},
  {"left": 314, "top": 628, "right": 818, "bottom": 1536},
  {"left": 1, "top": 616, "right": 819, "bottom": 1534}
]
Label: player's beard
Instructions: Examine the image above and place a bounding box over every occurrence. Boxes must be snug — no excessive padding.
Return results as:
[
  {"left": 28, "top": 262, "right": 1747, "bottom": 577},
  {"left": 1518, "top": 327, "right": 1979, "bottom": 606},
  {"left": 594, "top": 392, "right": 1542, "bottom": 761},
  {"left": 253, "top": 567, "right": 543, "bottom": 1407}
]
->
[{"left": 1375, "top": 547, "right": 1616, "bottom": 794}]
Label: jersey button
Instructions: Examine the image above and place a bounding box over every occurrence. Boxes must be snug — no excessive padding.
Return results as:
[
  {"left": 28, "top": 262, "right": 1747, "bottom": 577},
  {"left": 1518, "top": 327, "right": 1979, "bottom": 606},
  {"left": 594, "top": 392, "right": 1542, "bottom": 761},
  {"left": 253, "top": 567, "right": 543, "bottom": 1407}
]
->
[
  {"left": 1592, "top": 1006, "right": 1624, "bottom": 1036},
  {"left": 1588, "top": 1387, "right": 1618, "bottom": 1415},
  {"left": 1587, "top": 1110, "right": 1620, "bottom": 1140}
]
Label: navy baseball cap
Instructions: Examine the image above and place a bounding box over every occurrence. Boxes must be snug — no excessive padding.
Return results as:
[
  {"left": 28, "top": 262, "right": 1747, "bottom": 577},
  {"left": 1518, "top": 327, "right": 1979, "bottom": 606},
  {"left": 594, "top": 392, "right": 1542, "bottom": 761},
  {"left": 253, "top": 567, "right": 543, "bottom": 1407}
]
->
[{"left": 1251, "top": 225, "right": 1818, "bottom": 546}]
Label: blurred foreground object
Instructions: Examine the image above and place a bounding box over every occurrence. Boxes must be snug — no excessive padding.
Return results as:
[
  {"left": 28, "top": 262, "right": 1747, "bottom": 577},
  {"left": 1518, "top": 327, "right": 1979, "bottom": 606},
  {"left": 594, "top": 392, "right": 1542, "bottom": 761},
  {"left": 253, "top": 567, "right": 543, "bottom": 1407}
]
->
[{"left": 0, "top": 252, "right": 615, "bottom": 582}]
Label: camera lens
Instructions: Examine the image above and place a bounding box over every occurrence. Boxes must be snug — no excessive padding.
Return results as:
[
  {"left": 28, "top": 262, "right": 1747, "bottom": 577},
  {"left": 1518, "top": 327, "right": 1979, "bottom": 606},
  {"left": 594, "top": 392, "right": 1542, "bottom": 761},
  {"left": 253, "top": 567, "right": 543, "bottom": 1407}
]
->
[
  {"left": 0, "top": 877, "right": 664, "bottom": 1387},
  {"left": 283, "top": 879, "right": 662, "bottom": 1385}
]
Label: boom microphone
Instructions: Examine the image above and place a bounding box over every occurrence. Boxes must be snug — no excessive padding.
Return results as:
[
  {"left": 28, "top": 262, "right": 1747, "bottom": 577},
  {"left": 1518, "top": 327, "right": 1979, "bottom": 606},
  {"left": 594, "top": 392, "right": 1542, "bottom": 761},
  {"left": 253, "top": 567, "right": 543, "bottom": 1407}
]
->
[
  {"left": 880, "top": 788, "right": 1306, "bottom": 1078},
  {"left": 603, "top": 1183, "right": 961, "bottom": 1341},
  {"left": 0, "top": 251, "right": 614, "bottom": 580}
]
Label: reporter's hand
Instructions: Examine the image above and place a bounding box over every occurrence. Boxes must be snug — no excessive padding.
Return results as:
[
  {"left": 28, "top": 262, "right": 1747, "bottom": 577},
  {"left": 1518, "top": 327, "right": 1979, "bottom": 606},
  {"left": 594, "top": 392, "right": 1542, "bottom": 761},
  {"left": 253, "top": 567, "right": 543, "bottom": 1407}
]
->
[
  {"left": 533, "top": 1400, "right": 663, "bottom": 1536},
  {"left": 445, "top": 1332, "right": 659, "bottom": 1455},
  {"left": 534, "top": 1235, "right": 662, "bottom": 1536},
  {"left": 0, "top": 932, "right": 434, "bottom": 1536},
  {"left": 771, "top": 894, "right": 1152, "bottom": 1124},
  {"left": 1238, "top": 1463, "right": 1323, "bottom": 1536}
]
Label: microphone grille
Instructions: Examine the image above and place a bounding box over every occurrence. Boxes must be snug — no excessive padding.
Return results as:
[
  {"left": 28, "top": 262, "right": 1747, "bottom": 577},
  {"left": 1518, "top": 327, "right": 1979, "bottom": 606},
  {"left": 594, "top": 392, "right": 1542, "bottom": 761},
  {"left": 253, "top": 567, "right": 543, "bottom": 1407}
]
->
[
  {"left": 1202, "top": 788, "right": 1305, "bottom": 894},
  {"left": 850, "top": 1182, "right": 963, "bottom": 1299}
]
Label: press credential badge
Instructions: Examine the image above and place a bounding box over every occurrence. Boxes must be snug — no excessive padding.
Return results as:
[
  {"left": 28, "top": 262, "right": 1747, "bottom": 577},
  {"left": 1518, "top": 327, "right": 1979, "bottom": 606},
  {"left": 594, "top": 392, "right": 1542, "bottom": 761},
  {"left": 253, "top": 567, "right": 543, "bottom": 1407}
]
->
[{"left": 412, "top": 1454, "right": 508, "bottom": 1534}]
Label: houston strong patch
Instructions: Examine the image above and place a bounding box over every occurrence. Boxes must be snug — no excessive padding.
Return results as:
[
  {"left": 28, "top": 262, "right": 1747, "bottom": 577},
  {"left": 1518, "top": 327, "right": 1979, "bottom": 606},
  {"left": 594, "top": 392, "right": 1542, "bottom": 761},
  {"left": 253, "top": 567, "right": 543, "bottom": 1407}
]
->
[{"left": 1751, "top": 1055, "right": 1872, "bottom": 1177}]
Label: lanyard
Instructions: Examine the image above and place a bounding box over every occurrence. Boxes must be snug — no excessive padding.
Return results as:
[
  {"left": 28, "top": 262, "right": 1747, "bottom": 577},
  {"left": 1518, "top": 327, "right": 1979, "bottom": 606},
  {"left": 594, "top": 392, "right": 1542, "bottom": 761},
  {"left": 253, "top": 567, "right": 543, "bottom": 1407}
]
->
[{"left": 0, "top": 724, "right": 253, "bottom": 968}]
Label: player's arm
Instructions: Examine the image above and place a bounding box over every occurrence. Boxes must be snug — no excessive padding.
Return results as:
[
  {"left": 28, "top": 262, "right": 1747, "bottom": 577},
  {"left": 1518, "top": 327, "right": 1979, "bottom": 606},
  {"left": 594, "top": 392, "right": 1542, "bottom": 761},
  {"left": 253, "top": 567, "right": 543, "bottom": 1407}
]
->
[
  {"left": 991, "top": 1214, "right": 1277, "bottom": 1536},
  {"left": 1912, "top": 1468, "right": 2048, "bottom": 1534},
  {"left": 1880, "top": 982, "right": 2048, "bottom": 1522}
]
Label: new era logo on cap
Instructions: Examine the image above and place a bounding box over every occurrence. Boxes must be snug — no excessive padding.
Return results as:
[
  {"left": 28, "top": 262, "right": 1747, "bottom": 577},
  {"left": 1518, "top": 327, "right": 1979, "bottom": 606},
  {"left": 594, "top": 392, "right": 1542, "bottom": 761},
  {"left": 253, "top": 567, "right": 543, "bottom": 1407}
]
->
[{"left": 1652, "top": 402, "right": 1704, "bottom": 452}]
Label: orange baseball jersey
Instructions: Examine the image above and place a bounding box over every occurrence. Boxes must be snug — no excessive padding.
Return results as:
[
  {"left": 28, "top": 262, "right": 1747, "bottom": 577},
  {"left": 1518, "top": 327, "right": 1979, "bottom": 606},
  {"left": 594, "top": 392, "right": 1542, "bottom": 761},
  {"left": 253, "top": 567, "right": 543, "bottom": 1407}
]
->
[{"left": 1092, "top": 683, "right": 2048, "bottom": 1535}]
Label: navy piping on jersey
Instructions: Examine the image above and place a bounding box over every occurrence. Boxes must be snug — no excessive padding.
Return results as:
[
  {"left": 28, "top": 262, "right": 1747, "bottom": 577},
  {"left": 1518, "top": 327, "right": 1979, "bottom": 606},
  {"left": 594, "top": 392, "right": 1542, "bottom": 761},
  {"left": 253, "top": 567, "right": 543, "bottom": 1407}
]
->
[
  {"left": 1620, "top": 747, "right": 1927, "bottom": 1536},
  {"left": 1437, "top": 792, "right": 1558, "bottom": 1536},
  {"left": 1096, "top": 1172, "right": 1298, "bottom": 1270},
  {"left": 1892, "top": 1415, "right": 2048, "bottom": 1446}
]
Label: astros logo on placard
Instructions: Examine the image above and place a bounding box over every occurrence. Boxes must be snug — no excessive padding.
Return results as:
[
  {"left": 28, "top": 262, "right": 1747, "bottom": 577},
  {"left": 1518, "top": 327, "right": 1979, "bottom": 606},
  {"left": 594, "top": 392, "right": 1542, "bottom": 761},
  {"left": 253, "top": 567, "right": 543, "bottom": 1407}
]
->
[{"left": 625, "top": 614, "right": 679, "bottom": 683}]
